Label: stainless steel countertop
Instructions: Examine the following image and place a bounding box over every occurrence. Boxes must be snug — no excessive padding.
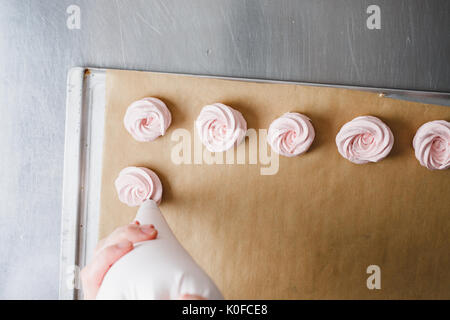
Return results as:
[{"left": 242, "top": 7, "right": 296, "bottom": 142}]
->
[{"left": 0, "top": 0, "right": 448, "bottom": 299}]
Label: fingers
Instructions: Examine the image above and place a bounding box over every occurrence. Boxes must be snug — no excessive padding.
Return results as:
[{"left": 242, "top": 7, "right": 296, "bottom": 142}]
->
[
  {"left": 95, "top": 224, "right": 158, "bottom": 255},
  {"left": 82, "top": 222, "right": 159, "bottom": 299},
  {"left": 81, "top": 241, "right": 133, "bottom": 299},
  {"left": 118, "top": 224, "right": 157, "bottom": 243}
]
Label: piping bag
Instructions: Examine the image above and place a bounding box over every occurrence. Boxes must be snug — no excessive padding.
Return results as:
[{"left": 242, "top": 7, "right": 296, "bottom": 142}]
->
[{"left": 96, "top": 200, "right": 224, "bottom": 299}]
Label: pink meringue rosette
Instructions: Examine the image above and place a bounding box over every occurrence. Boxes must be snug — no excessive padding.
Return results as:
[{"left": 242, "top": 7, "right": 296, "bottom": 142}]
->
[
  {"left": 336, "top": 116, "right": 394, "bottom": 164},
  {"left": 124, "top": 97, "right": 172, "bottom": 142},
  {"left": 267, "top": 112, "right": 315, "bottom": 157},
  {"left": 195, "top": 103, "right": 247, "bottom": 152},
  {"left": 413, "top": 120, "right": 450, "bottom": 170},
  {"left": 114, "top": 167, "right": 163, "bottom": 206}
]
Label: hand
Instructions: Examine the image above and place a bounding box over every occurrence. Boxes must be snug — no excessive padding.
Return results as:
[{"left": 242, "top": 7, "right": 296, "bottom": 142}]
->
[{"left": 80, "top": 222, "right": 158, "bottom": 299}]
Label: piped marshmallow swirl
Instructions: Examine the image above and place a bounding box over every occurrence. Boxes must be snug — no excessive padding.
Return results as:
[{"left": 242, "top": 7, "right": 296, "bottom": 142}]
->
[
  {"left": 336, "top": 116, "right": 394, "bottom": 164},
  {"left": 115, "top": 167, "right": 163, "bottom": 206},
  {"left": 124, "top": 98, "right": 172, "bottom": 142},
  {"left": 413, "top": 120, "right": 450, "bottom": 170},
  {"left": 267, "top": 112, "right": 315, "bottom": 157},
  {"left": 195, "top": 103, "right": 247, "bottom": 152}
]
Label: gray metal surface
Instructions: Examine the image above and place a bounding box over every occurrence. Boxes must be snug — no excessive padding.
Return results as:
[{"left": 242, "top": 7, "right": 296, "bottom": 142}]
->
[{"left": 0, "top": 0, "right": 449, "bottom": 299}]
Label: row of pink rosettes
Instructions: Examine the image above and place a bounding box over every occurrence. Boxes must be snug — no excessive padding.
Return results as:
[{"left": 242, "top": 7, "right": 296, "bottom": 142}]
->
[{"left": 123, "top": 97, "right": 449, "bottom": 170}]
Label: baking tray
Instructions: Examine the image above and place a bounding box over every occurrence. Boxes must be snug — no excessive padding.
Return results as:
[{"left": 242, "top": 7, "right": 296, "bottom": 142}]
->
[
  {"left": 59, "top": 67, "right": 450, "bottom": 300},
  {"left": 60, "top": 68, "right": 105, "bottom": 300}
]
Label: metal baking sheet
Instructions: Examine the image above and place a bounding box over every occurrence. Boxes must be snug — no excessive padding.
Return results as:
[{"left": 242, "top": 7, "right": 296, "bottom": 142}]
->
[
  {"left": 60, "top": 68, "right": 106, "bottom": 300},
  {"left": 59, "top": 67, "right": 449, "bottom": 300}
]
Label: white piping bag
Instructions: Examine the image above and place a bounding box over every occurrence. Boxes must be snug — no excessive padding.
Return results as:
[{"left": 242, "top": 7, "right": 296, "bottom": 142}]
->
[{"left": 96, "top": 200, "right": 223, "bottom": 300}]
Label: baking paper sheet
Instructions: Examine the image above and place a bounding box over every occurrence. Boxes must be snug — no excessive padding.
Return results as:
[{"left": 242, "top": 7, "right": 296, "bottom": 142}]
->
[{"left": 100, "top": 69, "right": 450, "bottom": 299}]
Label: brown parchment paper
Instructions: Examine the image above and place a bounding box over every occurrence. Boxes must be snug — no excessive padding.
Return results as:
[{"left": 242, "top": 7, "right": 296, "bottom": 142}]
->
[{"left": 100, "top": 69, "right": 450, "bottom": 299}]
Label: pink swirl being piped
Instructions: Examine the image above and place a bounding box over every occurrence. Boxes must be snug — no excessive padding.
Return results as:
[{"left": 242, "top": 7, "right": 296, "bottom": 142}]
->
[
  {"left": 336, "top": 116, "right": 394, "bottom": 164},
  {"left": 267, "top": 112, "right": 315, "bottom": 157},
  {"left": 114, "top": 167, "right": 163, "bottom": 206},
  {"left": 124, "top": 97, "right": 172, "bottom": 142},
  {"left": 195, "top": 103, "right": 247, "bottom": 152},
  {"left": 413, "top": 120, "right": 450, "bottom": 170}
]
